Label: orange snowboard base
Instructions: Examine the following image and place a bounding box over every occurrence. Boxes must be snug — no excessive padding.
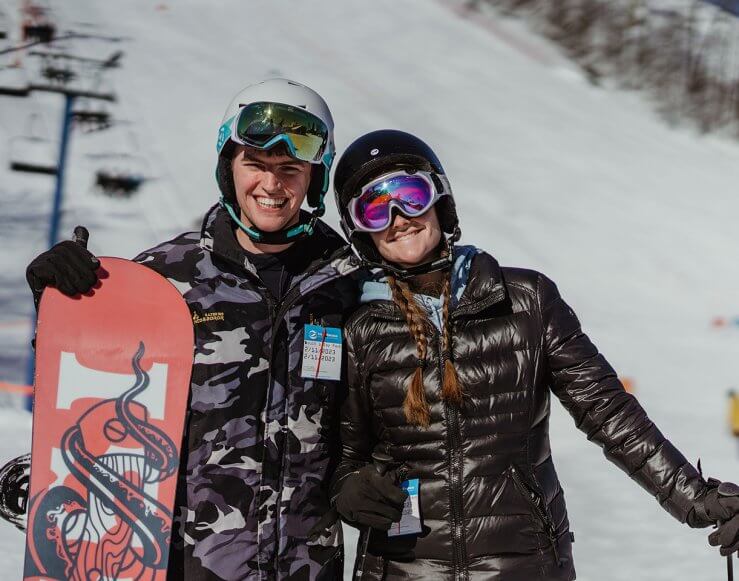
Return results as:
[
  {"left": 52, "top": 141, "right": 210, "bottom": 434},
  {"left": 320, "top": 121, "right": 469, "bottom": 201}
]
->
[{"left": 24, "top": 257, "right": 193, "bottom": 581}]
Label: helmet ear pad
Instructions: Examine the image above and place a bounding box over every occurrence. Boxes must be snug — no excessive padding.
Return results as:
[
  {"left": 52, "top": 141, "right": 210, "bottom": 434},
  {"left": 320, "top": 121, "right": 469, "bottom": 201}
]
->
[
  {"left": 217, "top": 151, "right": 237, "bottom": 207},
  {"left": 350, "top": 232, "right": 382, "bottom": 264},
  {"left": 435, "top": 195, "right": 458, "bottom": 235},
  {"left": 306, "top": 165, "right": 325, "bottom": 209}
]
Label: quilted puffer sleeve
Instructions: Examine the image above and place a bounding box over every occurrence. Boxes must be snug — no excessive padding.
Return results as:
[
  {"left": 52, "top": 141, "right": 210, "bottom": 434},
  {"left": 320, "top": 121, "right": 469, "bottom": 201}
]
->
[
  {"left": 538, "top": 273, "right": 711, "bottom": 527},
  {"left": 330, "top": 313, "right": 374, "bottom": 501}
]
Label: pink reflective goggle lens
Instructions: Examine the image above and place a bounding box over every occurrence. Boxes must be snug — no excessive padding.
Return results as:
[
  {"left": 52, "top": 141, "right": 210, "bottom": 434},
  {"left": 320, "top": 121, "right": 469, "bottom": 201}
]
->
[{"left": 350, "top": 171, "right": 442, "bottom": 232}]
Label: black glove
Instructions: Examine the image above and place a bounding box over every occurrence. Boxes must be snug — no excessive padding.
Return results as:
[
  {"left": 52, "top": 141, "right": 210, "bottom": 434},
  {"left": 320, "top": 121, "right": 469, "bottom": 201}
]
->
[
  {"left": 26, "top": 227, "right": 100, "bottom": 307},
  {"left": 307, "top": 507, "right": 339, "bottom": 542},
  {"left": 702, "top": 481, "right": 739, "bottom": 556},
  {"left": 334, "top": 464, "right": 408, "bottom": 531}
]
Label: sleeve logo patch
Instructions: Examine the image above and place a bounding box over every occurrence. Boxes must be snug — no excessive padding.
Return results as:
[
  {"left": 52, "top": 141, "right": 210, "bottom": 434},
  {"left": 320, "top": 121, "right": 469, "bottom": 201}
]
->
[{"left": 192, "top": 311, "right": 225, "bottom": 325}]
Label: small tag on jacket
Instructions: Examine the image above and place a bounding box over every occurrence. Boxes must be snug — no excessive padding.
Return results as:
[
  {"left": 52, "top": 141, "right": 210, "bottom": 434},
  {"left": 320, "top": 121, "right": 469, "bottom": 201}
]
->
[
  {"left": 301, "top": 324, "right": 342, "bottom": 381},
  {"left": 388, "top": 479, "right": 422, "bottom": 537}
]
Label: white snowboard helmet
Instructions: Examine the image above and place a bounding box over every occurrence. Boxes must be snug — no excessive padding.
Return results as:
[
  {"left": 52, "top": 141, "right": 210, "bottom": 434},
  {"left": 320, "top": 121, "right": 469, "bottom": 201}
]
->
[{"left": 215, "top": 78, "right": 336, "bottom": 244}]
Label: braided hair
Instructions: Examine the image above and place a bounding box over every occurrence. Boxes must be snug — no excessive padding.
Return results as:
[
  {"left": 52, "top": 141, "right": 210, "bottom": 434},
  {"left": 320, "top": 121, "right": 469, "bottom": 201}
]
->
[{"left": 386, "top": 271, "right": 462, "bottom": 427}]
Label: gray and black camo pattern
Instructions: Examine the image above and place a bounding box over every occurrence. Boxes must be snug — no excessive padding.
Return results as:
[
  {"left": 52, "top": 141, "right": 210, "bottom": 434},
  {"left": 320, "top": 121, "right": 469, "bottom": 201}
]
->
[{"left": 133, "top": 205, "right": 359, "bottom": 580}]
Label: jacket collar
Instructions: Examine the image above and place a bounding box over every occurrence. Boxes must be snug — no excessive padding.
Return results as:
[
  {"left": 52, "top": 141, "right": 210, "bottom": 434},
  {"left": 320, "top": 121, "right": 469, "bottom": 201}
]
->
[
  {"left": 199, "top": 204, "right": 352, "bottom": 277},
  {"left": 453, "top": 251, "right": 507, "bottom": 317},
  {"left": 366, "top": 248, "right": 507, "bottom": 320}
]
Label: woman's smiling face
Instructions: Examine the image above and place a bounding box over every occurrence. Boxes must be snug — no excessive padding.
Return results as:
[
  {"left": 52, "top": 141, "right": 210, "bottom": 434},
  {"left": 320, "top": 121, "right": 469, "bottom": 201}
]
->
[{"left": 369, "top": 206, "right": 443, "bottom": 268}]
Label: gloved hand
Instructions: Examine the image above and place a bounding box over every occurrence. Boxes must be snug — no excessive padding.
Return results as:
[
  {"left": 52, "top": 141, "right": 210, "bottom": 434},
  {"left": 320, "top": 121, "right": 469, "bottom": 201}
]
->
[
  {"left": 26, "top": 226, "right": 100, "bottom": 307},
  {"left": 307, "top": 507, "right": 339, "bottom": 542},
  {"left": 334, "top": 464, "right": 408, "bottom": 531},
  {"left": 703, "top": 481, "right": 739, "bottom": 556}
]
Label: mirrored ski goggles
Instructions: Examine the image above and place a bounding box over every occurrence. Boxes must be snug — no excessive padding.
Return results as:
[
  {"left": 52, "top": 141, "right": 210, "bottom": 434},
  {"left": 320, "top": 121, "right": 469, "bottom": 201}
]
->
[
  {"left": 349, "top": 170, "right": 447, "bottom": 232},
  {"left": 231, "top": 101, "right": 329, "bottom": 163}
]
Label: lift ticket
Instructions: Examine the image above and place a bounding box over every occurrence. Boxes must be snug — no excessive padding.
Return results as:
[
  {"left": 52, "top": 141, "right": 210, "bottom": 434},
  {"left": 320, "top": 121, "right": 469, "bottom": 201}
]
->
[
  {"left": 387, "top": 478, "right": 422, "bottom": 537},
  {"left": 301, "top": 324, "right": 342, "bottom": 381}
]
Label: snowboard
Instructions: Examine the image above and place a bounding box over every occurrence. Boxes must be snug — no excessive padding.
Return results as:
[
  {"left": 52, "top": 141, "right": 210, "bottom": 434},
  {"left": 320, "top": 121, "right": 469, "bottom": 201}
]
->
[{"left": 24, "top": 257, "right": 193, "bottom": 581}]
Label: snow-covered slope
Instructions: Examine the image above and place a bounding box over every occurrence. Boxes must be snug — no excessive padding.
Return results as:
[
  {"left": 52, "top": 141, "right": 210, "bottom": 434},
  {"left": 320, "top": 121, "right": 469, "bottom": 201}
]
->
[{"left": 1, "top": 1, "right": 738, "bottom": 579}]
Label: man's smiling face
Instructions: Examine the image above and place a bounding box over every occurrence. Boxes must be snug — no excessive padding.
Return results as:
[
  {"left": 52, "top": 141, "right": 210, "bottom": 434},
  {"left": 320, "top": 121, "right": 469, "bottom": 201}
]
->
[{"left": 231, "top": 144, "right": 312, "bottom": 234}]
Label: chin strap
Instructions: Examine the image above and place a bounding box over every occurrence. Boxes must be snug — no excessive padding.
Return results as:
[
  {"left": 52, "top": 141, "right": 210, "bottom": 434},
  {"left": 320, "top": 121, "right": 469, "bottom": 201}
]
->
[
  {"left": 360, "top": 227, "right": 461, "bottom": 280},
  {"left": 220, "top": 197, "right": 324, "bottom": 245}
]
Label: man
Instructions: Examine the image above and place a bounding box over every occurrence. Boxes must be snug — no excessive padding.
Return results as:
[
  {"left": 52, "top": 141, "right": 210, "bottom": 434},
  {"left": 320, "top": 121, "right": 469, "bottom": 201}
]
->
[{"left": 20, "top": 79, "right": 366, "bottom": 580}]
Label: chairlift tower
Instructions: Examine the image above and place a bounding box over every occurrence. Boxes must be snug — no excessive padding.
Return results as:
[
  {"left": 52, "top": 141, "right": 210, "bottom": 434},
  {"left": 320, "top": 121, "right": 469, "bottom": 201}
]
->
[
  {"left": 4, "top": 48, "right": 119, "bottom": 403},
  {"left": 12, "top": 83, "right": 116, "bottom": 247}
]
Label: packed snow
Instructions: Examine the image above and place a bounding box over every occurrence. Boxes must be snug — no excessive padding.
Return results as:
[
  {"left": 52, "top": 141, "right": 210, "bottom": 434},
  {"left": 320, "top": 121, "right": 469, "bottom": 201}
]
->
[{"left": 1, "top": 0, "right": 738, "bottom": 579}]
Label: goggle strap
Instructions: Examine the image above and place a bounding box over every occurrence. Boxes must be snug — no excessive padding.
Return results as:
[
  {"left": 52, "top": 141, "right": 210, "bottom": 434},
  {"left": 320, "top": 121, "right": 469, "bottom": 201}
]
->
[{"left": 435, "top": 174, "right": 452, "bottom": 196}]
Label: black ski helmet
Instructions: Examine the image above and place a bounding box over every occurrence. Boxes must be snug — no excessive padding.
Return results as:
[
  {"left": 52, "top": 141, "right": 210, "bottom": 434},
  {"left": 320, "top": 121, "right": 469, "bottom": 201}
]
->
[{"left": 334, "top": 129, "right": 460, "bottom": 275}]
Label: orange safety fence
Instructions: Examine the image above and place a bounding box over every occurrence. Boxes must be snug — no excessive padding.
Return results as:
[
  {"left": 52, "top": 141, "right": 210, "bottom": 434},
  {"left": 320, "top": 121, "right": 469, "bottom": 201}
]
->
[
  {"left": 0, "top": 320, "right": 32, "bottom": 330},
  {"left": 729, "top": 391, "right": 739, "bottom": 438},
  {"left": 620, "top": 377, "right": 635, "bottom": 393},
  {"left": 0, "top": 381, "right": 32, "bottom": 396}
]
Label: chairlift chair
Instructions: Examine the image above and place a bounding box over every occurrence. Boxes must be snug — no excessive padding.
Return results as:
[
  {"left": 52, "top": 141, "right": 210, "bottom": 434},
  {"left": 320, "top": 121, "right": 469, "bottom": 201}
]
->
[
  {"left": 22, "top": 22, "right": 55, "bottom": 43},
  {"left": 9, "top": 135, "right": 57, "bottom": 175},
  {"left": 0, "top": 66, "right": 30, "bottom": 97},
  {"left": 95, "top": 171, "right": 144, "bottom": 198},
  {"left": 41, "top": 64, "right": 75, "bottom": 85},
  {"left": 93, "top": 153, "right": 147, "bottom": 198},
  {"left": 0, "top": 8, "right": 9, "bottom": 39},
  {"left": 9, "top": 113, "right": 58, "bottom": 175},
  {"left": 40, "top": 59, "right": 76, "bottom": 86},
  {"left": 21, "top": 0, "right": 55, "bottom": 42},
  {"left": 72, "top": 98, "right": 112, "bottom": 132}
]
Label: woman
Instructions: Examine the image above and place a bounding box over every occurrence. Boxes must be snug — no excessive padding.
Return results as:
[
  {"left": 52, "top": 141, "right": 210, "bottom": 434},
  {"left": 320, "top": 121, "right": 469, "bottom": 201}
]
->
[{"left": 329, "top": 130, "right": 739, "bottom": 580}]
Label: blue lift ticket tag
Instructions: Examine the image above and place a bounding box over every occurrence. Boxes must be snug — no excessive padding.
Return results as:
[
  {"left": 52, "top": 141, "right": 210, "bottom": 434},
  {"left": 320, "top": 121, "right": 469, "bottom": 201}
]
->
[
  {"left": 301, "top": 324, "right": 342, "bottom": 381},
  {"left": 387, "top": 478, "right": 422, "bottom": 537}
]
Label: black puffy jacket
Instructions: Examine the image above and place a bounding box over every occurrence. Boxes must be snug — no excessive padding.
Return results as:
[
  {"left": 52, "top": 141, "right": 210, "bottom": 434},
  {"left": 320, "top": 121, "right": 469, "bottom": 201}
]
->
[{"left": 333, "top": 250, "right": 711, "bottom": 580}]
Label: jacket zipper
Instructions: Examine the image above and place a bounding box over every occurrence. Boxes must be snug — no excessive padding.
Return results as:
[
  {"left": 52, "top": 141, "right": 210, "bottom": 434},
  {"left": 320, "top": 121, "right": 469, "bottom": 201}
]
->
[
  {"left": 263, "top": 252, "right": 358, "bottom": 576},
  {"left": 509, "top": 466, "right": 561, "bottom": 567},
  {"left": 439, "top": 332, "right": 468, "bottom": 581}
]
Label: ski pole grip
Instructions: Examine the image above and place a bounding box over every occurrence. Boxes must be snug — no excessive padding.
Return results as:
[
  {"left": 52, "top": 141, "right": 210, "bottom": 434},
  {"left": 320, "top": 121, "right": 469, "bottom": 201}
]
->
[
  {"left": 73, "top": 226, "right": 89, "bottom": 249},
  {"left": 371, "top": 451, "right": 393, "bottom": 477},
  {"left": 353, "top": 452, "right": 395, "bottom": 581}
]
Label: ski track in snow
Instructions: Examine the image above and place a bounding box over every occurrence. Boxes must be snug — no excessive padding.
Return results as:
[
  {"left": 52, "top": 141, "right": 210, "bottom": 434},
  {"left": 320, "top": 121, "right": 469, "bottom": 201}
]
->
[{"left": 0, "top": 0, "right": 738, "bottom": 579}]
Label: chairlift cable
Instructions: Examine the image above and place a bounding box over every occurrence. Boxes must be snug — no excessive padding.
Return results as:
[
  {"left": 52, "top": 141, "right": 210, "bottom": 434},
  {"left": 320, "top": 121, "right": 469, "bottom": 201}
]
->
[{"left": 0, "top": 32, "right": 127, "bottom": 56}]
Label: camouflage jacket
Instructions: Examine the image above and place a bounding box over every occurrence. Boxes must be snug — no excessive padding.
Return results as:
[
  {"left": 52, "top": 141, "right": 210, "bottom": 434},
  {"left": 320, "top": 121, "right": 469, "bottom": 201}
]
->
[{"left": 134, "top": 205, "right": 360, "bottom": 580}]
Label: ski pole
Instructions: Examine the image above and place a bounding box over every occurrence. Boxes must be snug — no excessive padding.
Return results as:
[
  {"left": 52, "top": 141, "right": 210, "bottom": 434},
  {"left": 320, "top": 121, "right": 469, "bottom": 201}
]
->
[
  {"left": 354, "top": 451, "right": 393, "bottom": 581},
  {"left": 728, "top": 554, "right": 734, "bottom": 581}
]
